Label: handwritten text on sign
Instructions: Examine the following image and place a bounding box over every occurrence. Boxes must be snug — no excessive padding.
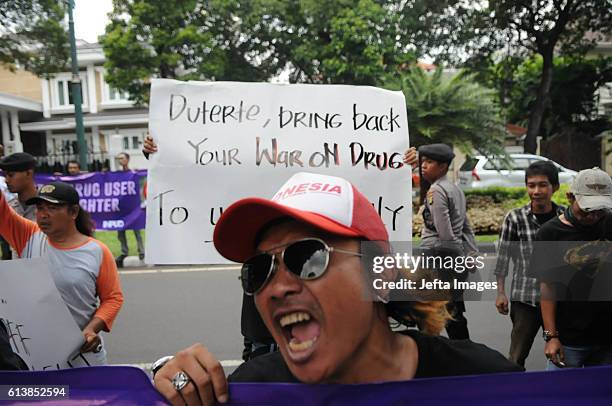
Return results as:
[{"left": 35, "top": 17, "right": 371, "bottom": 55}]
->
[{"left": 147, "top": 80, "right": 411, "bottom": 264}]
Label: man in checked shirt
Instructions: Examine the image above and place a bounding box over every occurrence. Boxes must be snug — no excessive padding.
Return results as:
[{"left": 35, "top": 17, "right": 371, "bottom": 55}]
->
[{"left": 494, "top": 160, "right": 565, "bottom": 367}]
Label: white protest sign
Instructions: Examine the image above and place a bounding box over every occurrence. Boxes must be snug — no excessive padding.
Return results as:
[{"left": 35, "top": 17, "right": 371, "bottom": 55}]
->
[
  {"left": 147, "top": 80, "right": 411, "bottom": 264},
  {"left": 0, "top": 258, "right": 98, "bottom": 370}
]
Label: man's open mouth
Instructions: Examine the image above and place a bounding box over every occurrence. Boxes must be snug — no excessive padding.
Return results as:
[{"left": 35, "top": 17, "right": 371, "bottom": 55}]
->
[{"left": 278, "top": 311, "right": 321, "bottom": 361}]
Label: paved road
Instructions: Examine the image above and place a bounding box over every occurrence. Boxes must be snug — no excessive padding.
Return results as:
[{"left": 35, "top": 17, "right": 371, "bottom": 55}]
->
[{"left": 105, "top": 262, "right": 546, "bottom": 375}]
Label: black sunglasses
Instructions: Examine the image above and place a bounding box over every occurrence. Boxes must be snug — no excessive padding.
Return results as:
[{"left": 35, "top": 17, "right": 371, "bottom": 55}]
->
[{"left": 240, "top": 238, "right": 362, "bottom": 295}]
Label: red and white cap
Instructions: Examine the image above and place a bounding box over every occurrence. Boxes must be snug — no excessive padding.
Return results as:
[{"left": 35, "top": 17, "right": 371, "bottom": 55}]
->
[{"left": 214, "top": 172, "right": 389, "bottom": 262}]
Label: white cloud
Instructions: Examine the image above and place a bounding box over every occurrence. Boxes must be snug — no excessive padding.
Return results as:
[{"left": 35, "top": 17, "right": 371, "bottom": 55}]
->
[{"left": 73, "top": 0, "right": 113, "bottom": 43}]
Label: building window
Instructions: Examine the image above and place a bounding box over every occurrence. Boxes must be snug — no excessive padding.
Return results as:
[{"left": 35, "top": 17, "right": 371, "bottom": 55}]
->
[
  {"left": 96, "top": 67, "right": 133, "bottom": 108},
  {"left": 57, "top": 81, "right": 66, "bottom": 105},
  {"left": 108, "top": 85, "right": 129, "bottom": 102},
  {"left": 122, "top": 136, "right": 130, "bottom": 150},
  {"left": 51, "top": 74, "right": 88, "bottom": 109},
  {"left": 56, "top": 79, "right": 84, "bottom": 106},
  {"left": 131, "top": 136, "right": 140, "bottom": 149}
]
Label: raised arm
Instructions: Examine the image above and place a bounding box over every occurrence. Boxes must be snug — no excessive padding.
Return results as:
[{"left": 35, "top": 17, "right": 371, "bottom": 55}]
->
[
  {"left": 142, "top": 134, "right": 158, "bottom": 159},
  {"left": 0, "top": 191, "right": 39, "bottom": 257},
  {"left": 494, "top": 212, "right": 517, "bottom": 315}
]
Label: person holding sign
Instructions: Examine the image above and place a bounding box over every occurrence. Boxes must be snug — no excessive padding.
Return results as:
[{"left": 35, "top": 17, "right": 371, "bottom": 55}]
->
[
  {"left": 142, "top": 135, "right": 277, "bottom": 361},
  {"left": 404, "top": 145, "right": 478, "bottom": 340},
  {"left": 0, "top": 182, "right": 124, "bottom": 364},
  {"left": 152, "top": 172, "right": 521, "bottom": 405}
]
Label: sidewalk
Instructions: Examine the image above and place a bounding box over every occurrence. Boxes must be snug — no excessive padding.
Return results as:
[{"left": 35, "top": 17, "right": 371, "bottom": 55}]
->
[{"left": 120, "top": 242, "right": 499, "bottom": 269}]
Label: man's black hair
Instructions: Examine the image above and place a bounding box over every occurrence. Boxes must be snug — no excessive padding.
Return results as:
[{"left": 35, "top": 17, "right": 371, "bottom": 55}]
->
[{"left": 525, "top": 160, "right": 559, "bottom": 187}]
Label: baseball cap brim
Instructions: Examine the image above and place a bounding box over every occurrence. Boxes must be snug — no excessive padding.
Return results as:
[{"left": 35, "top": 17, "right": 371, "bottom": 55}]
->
[
  {"left": 213, "top": 197, "right": 361, "bottom": 263},
  {"left": 575, "top": 194, "right": 612, "bottom": 212},
  {"left": 25, "top": 196, "right": 65, "bottom": 205}
]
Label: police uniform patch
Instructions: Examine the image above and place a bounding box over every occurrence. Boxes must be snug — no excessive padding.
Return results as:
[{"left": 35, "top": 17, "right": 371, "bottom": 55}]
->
[{"left": 427, "top": 190, "right": 433, "bottom": 205}]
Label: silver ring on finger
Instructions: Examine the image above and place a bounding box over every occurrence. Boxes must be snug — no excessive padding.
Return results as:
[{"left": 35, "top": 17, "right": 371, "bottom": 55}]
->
[{"left": 171, "top": 371, "right": 190, "bottom": 391}]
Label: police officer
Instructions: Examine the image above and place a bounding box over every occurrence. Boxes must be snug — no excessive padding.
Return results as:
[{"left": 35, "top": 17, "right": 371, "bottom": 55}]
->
[
  {"left": 0, "top": 152, "right": 38, "bottom": 260},
  {"left": 0, "top": 152, "right": 38, "bottom": 222},
  {"left": 404, "top": 144, "right": 478, "bottom": 339}
]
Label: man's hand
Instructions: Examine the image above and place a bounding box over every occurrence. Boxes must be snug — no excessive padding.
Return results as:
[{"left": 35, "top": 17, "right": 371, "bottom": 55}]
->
[
  {"left": 403, "top": 147, "right": 418, "bottom": 168},
  {"left": 154, "top": 343, "right": 229, "bottom": 406},
  {"left": 143, "top": 135, "right": 158, "bottom": 155},
  {"left": 495, "top": 292, "right": 509, "bottom": 315},
  {"left": 545, "top": 338, "right": 565, "bottom": 367},
  {"left": 80, "top": 328, "right": 102, "bottom": 353}
]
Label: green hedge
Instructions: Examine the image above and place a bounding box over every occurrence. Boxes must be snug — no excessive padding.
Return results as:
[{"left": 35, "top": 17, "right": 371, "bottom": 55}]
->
[{"left": 464, "top": 184, "right": 570, "bottom": 208}]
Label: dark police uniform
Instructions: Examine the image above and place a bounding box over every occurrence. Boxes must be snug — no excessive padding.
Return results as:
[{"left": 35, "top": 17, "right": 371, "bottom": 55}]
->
[
  {"left": 418, "top": 144, "right": 478, "bottom": 340},
  {"left": 0, "top": 153, "right": 37, "bottom": 259},
  {"left": 0, "top": 152, "right": 37, "bottom": 221},
  {"left": 0, "top": 152, "right": 37, "bottom": 173},
  {"left": 0, "top": 322, "right": 28, "bottom": 370}
]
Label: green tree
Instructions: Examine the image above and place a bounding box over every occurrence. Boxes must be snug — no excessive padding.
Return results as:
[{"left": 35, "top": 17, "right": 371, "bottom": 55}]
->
[
  {"left": 454, "top": 1, "right": 612, "bottom": 153},
  {"left": 390, "top": 67, "right": 507, "bottom": 159},
  {"left": 101, "top": 0, "right": 282, "bottom": 105},
  {"left": 0, "top": 0, "right": 69, "bottom": 76},
  {"left": 248, "top": 0, "right": 412, "bottom": 85},
  {"left": 505, "top": 56, "right": 612, "bottom": 137}
]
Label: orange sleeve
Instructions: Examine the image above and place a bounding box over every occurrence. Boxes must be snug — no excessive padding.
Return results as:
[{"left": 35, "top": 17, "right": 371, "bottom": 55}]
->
[
  {"left": 0, "top": 191, "right": 39, "bottom": 256},
  {"left": 93, "top": 240, "right": 124, "bottom": 331}
]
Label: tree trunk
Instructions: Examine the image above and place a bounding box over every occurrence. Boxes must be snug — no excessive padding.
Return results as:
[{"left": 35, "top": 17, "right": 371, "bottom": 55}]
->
[{"left": 524, "top": 47, "right": 554, "bottom": 154}]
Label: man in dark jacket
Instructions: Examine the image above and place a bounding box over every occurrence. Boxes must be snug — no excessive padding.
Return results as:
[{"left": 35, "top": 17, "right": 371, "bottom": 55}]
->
[{"left": 0, "top": 321, "right": 28, "bottom": 370}]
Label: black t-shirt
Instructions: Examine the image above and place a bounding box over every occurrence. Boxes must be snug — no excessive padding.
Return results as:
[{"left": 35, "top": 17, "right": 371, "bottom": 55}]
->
[
  {"left": 228, "top": 329, "right": 522, "bottom": 382},
  {"left": 534, "top": 209, "right": 557, "bottom": 226},
  {"left": 0, "top": 321, "right": 28, "bottom": 371},
  {"left": 241, "top": 294, "right": 274, "bottom": 344},
  {"left": 528, "top": 213, "right": 612, "bottom": 346}
]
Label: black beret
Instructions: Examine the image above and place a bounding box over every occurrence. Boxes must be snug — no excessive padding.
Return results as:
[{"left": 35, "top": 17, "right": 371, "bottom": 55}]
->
[
  {"left": 418, "top": 143, "right": 455, "bottom": 163},
  {"left": 0, "top": 152, "right": 37, "bottom": 172}
]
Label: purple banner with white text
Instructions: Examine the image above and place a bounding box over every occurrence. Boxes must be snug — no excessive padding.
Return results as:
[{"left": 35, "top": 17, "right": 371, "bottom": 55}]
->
[
  {"left": 1, "top": 366, "right": 611, "bottom": 405},
  {"left": 35, "top": 171, "right": 147, "bottom": 231}
]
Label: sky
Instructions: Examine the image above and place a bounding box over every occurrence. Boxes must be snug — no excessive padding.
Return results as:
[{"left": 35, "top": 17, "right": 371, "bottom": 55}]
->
[{"left": 73, "top": 0, "right": 113, "bottom": 43}]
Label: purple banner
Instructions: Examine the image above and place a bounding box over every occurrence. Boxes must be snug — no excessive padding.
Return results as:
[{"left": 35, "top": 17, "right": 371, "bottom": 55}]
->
[
  {"left": 0, "top": 367, "right": 166, "bottom": 405},
  {"left": 0, "top": 365, "right": 611, "bottom": 405},
  {"left": 36, "top": 171, "right": 147, "bottom": 231}
]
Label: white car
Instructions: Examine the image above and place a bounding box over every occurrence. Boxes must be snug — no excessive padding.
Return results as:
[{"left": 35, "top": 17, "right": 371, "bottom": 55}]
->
[{"left": 458, "top": 154, "right": 577, "bottom": 190}]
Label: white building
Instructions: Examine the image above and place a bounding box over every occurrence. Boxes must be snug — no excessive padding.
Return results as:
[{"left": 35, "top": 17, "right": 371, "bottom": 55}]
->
[{"left": 0, "top": 41, "right": 149, "bottom": 171}]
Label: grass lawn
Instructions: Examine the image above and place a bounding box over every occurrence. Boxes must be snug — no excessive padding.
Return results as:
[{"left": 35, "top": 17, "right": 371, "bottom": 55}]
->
[
  {"left": 94, "top": 230, "right": 146, "bottom": 258},
  {"left": 94, "top": 230, "right": 498, "bottom": 259},
  {"left": 413, "top": 234, "right": 498, "bottom": 243},
  {"left": 475, "top": 234, "right": 499, "bottom": 243}
]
